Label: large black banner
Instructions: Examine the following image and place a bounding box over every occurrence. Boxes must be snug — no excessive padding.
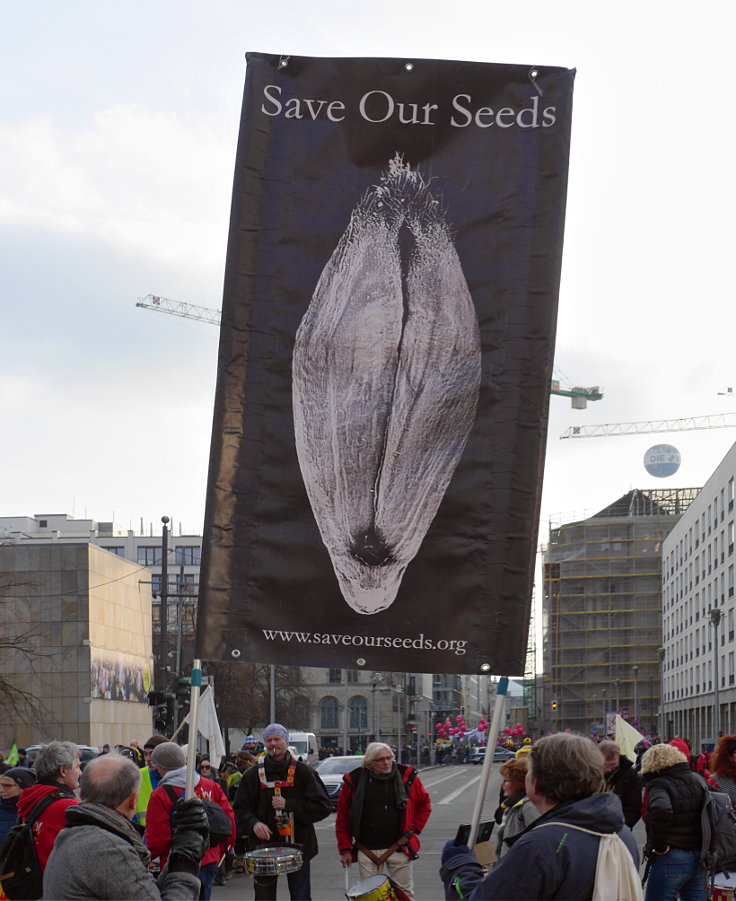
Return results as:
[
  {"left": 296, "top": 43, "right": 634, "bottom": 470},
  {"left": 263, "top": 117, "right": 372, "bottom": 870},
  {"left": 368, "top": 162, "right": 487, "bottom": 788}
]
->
[{"left": 196, "top": 54, "right": 575, "bottom": 675}]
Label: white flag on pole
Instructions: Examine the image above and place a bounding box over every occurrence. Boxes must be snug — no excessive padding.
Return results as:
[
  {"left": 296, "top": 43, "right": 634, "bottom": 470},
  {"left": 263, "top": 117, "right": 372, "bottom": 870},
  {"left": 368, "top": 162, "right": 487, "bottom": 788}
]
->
[
  {"left": 180, "top": 685, "right": 226, "bottom": 768},
  {"left": 614, "top": 714, "right": 645, "bottom": 764}
]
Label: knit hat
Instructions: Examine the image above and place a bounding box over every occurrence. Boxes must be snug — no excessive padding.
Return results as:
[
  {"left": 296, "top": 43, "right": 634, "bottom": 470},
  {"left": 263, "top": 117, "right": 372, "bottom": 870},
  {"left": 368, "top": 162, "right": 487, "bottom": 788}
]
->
[
  {"left": 3, "top": 767, "right": 36, "bottom": 790},
  {"left": 151, "top": 742, "right": 186, "bottom": 769},
  {"left": 263, "top": 723, "right": 289, "bottom": 742},
  {"left": 144, "top": 734, "right": 169, "bottom": 750}
]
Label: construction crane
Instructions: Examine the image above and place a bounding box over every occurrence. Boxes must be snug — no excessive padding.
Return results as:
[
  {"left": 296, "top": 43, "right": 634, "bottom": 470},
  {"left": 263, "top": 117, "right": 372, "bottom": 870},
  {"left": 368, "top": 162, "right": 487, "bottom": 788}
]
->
[
  {"left": 550, "top": 380, "right": 603, "bottom": 409},
  {"left": 135, "top": 294, "right": 221, "bottom": 326},
  {"left": 561, "top": 412, "right": 736, "bottom": 439},
  {"left": 135, "top": 296, "right": 602, "bottom": 410}
]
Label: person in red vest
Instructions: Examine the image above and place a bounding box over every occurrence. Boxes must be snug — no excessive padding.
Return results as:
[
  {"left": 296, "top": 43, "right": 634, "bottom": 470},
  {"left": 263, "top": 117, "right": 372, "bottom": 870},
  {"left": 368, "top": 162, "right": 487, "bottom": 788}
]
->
[{"left": 336, "top": 741, "right": 432, "bottom": 900}]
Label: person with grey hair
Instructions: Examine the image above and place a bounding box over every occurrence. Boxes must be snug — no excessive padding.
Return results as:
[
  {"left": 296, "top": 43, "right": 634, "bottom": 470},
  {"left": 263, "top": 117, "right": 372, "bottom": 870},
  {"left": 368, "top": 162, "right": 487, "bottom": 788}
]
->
[
  {"left": 440, "top": 733, "right": 640, "bottom": 900},
  {"left": 599, "top": 739, "right": 642, "bottom": 828},
  {"left": 43, "top": 752, "right": 208, "bottom": 900},
  {"left": 16, "top": 740, "right": 81, "bottom": 873},
  {"left": 336, "top": 741, "right": 432, "bottom": 899}
]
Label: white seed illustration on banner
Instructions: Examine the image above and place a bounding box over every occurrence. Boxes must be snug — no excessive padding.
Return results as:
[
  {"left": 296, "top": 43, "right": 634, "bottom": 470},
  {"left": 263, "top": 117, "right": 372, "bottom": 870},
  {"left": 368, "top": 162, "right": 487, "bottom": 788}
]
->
[{"left": 293, "top": 154, "right": 481, "bottom": 614}]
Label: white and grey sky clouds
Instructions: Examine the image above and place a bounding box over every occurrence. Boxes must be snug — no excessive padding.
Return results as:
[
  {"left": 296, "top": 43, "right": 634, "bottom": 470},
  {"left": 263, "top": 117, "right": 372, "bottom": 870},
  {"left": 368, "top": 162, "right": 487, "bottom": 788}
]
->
[{"left": 2, "top": 1, "right": 735, "bottom": 546}]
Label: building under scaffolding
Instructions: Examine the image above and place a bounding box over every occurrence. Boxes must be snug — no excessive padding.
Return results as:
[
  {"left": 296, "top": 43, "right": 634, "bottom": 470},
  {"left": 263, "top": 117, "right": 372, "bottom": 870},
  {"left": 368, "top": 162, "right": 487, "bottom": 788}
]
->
[{"left": 542, "top": 488, "right": 700, "bottom": 737}]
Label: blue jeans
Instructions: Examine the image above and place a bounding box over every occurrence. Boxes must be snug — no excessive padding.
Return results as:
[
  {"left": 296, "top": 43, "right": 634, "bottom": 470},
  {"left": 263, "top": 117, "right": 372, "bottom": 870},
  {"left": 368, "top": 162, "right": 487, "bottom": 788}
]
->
[
  {"left": 645, "top": 848, "right": 706, "bottom": 901},
  {"left": 198, "top": 861, "right": 218, "bottom": 900}
]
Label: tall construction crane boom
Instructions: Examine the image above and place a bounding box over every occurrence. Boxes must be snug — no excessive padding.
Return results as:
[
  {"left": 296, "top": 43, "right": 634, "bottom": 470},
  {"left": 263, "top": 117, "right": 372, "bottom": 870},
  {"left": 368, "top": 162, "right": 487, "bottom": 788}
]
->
[
  {"left": 135, "top": 296, "right": 601, "bottom": 413},
  {"left": 561, "top": 412, "right": 736, "bottom": 439},
  {"left": 136, "top": 294, "right": 221, "bottom": 326}
]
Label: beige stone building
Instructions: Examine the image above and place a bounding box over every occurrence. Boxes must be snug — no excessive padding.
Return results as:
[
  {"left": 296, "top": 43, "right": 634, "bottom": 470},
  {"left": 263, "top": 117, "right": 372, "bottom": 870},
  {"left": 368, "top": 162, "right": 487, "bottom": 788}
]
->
[{"left": 0, "top": 543, "right": 155, "bottom": 748}]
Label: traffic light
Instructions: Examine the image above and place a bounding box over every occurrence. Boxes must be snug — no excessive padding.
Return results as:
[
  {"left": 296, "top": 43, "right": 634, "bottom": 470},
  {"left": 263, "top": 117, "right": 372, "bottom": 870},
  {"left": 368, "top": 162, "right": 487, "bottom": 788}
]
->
[{"left": 551, "top": 700, "right": 558, "bottom": 710}]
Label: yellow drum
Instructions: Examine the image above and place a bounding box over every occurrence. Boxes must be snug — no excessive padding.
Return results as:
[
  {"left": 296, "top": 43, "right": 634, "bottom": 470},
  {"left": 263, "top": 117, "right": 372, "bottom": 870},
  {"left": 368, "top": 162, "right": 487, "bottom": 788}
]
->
[
  {"left": 346, "top": 874, "right": 399, "bottom": 901},
  {"left": 712, "top": 873, "right": 736, "bottom": 900}
]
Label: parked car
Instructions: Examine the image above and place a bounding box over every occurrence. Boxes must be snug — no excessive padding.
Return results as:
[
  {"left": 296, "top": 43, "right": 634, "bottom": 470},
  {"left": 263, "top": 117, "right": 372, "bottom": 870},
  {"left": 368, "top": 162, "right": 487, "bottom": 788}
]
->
[
  {"left": 23, "top": 743, "right": 99, "bottom": 768},
  {"left": 470, "top": 746, "right": 515, "bottom": 764},
  {"left": 314, "top": 755, "right": 364, "bottom": 809}
]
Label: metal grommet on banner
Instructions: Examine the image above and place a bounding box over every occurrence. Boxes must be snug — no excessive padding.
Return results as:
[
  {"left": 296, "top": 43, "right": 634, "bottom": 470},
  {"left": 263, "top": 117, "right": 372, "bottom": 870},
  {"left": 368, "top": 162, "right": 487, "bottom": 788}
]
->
[
  {"left": 528, "top": 66, "right": 543, "bottom": 96},
  {"left": 404, "top": 62, "right": 414, "bottom": 72},
  {"left": 480, "top": 663, "right": 491, "bottom": 673},
  {"left": 278, "top": 55, "right": 290, "bottom": 70},
  {"left": 231, "top": 648, "right": 241, "bottom": 658},
  {"left": 356, "top": 658, "right": 366, "bottom": 666}
]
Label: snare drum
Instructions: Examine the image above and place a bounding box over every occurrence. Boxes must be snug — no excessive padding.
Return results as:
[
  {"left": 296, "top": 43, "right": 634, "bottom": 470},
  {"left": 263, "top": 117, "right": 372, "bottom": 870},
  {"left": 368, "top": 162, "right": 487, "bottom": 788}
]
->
[
  {"left": 346, "top": 874, "right": 399, "bottom": 901},
  {"left": 244, "top": 846, "right": 303, "bottom": 876}
]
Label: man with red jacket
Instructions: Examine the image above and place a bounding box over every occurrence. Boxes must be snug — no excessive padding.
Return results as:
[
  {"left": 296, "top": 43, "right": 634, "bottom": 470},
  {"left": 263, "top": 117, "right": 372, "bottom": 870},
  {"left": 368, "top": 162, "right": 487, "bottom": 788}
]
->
[
  {"left": 336, "top": 741, "right": 431, "bottom": 900},
  {"left": 16, "top": 741, "right": 81, "bottom": 872},
  {"left": 144, "top": 742, "right": 236, "bottom": 901}
]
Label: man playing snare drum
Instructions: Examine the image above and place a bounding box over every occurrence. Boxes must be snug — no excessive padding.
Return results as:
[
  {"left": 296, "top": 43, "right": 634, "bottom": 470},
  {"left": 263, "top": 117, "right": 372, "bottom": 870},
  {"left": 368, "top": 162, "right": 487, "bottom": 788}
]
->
[
  {"left": 233, "top": 723, "right": 331, "bottom": 900},
  {"left": 336, "top": 742, "right": 432, "bottom": 899}
]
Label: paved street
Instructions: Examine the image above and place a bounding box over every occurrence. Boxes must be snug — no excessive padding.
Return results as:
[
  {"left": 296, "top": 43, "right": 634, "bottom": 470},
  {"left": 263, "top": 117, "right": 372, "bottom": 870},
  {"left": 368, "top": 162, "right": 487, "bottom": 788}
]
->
[{"left": 213, "top": 762, "right": 503, "bottom": 900}]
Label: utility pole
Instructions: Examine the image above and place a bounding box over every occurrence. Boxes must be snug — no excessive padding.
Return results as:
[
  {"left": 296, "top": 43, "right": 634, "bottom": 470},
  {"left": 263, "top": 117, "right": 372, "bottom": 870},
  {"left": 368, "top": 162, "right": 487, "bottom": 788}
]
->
[{"left": 158, "top": 516, "right": 170, "bottom": 697}]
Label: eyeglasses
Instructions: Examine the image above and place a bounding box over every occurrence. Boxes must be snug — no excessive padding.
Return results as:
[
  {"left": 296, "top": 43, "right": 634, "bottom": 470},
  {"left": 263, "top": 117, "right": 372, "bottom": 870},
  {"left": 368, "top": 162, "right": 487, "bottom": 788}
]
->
[
  {"left": 374, "top": 756, "right": 393, "bottom": 762},
  {"left": 200, "top": 765, "right": 211, "bottom": 770}
]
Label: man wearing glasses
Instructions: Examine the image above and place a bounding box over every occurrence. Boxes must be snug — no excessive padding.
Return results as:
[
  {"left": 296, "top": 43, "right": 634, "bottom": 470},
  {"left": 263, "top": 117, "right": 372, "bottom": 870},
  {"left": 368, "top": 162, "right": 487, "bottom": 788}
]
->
[{"left": 336, "top": 742, "right": 432, "bottom": 900}]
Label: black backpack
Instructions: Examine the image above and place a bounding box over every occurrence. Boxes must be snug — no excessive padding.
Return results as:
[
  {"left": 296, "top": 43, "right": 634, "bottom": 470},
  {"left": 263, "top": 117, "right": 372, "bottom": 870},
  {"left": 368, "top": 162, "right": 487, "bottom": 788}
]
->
[
  {"left": 0, "top": 791, "right": 62, "bottom": 901},
  {"left": 701, "top": 786, "right": 736, "bottom": 878},
  {"left": 163, "top": 785, "right": 231, "bottom": 846}
]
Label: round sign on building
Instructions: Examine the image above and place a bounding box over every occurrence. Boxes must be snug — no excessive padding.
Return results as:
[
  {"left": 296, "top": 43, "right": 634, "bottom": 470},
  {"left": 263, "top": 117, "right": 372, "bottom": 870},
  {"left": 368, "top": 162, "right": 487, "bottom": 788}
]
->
[{"left": 644, "top": 444, "right": 681, "bottom": 478}]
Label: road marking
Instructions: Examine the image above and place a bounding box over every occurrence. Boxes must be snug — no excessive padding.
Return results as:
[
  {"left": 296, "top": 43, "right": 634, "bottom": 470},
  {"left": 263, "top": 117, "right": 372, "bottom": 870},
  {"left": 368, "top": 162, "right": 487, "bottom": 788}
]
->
[
  {"left": 439, "top": 774, "right": 482, "bottom": 804},
  {"left": 422, "top": 770, "right": 467, "bottom": 789}
]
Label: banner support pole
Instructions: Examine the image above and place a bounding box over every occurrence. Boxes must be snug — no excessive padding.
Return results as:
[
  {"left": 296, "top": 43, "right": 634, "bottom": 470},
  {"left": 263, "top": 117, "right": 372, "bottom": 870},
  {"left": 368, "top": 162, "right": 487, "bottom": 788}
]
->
[
  {"left": 469, "top": 676, "right": 508, "bottom": 851},
  {"left": 184, "top": 659, "right": 202, "bottom": 799}
]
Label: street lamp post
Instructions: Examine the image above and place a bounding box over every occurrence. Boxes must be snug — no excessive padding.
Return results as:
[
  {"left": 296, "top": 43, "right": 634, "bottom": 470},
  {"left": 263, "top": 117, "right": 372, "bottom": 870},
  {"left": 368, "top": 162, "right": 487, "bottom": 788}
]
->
[
  {"left": 657, "top": 646, "right": 666, "bottom": 739},
  {"left": 613, "top": 679, "right": 620, "bottom": 718},
  {"left": 601, "top": 688, "right": 607, "bottom": 734},
  {"left": 632, "top": 666, "right": 639, "bottom": 727},
  {"left": 711, "top": 609, "right": 722, "bottom": 740},
  {"left": 158, "top": 516, "right": 170, "bottom": 697},
  {"left": 371, "top": 672, "right": 384, "bottom": 741}
]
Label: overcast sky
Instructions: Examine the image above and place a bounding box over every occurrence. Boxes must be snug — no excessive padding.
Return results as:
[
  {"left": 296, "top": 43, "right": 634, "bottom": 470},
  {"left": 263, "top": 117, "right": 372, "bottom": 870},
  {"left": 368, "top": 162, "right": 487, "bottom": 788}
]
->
[{"left": 3, "top": 1, "right": 735, "bottom": 561}]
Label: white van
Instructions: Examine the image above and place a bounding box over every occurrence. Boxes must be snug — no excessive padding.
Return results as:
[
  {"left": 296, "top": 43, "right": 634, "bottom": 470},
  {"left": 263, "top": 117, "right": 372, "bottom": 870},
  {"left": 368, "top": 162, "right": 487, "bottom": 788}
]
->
[{"left": 288, "top": 731, "right": 318, "bottom": 766}]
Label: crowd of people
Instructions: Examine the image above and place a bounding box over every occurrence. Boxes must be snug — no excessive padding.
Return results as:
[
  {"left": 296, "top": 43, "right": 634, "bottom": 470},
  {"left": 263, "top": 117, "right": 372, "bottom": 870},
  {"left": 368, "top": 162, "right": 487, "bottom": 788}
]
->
[{"left": 4, "top": 727, "right": 736, "bottom": 900}]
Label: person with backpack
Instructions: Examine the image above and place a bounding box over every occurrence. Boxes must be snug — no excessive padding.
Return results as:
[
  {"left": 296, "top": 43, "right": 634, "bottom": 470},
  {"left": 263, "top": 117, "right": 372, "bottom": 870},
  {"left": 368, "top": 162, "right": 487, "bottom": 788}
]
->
[
  {"left": 440, "top": 733, "right": 640, "bottom": 900},
  {"left": 640, "top": 742, "right": 706, "bottom": 901},
  {"left": 0, "top": 768, "right": 35, "bottom": 843},
  {"left": 15, "top": 741, "right": 81, "bottom": 872},
  {"left": 144, "top": 742, "right": 236, "bottom": 901},
  {"left": 42, "top": 752, "right": 208, "bottom": 900},
  {"left": 336, "top": 741, "right": 432, "bottom": 900}
]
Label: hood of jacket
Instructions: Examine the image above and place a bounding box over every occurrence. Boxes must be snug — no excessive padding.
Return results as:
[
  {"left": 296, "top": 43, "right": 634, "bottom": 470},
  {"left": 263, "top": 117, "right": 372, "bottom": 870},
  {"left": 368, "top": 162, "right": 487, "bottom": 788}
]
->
[
  {"left": 17, "top": 782, "right": 75, "bottom": 820},
  {"left": 158, "top": 766, "right": 200, "bottom": 790},
  {"left": 535, "top": 791, "right": 626, "bottom": 835}
]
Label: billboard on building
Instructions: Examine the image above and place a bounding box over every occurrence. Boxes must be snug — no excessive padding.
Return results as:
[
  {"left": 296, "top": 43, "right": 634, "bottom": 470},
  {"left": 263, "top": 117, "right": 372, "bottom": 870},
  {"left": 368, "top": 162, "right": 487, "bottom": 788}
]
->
[
  {"left": 90, "top": 651, "right": 153, "bottom": 703},
  {"left": 197, "top": 54, "right": 575, "bottom": 675}
]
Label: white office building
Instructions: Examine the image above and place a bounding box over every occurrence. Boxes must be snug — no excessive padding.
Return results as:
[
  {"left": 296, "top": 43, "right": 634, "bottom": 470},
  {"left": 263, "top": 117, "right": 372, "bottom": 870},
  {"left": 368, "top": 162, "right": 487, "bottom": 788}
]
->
[{"left": 661, "top": 441, "right": 736, "bottom": 750}]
